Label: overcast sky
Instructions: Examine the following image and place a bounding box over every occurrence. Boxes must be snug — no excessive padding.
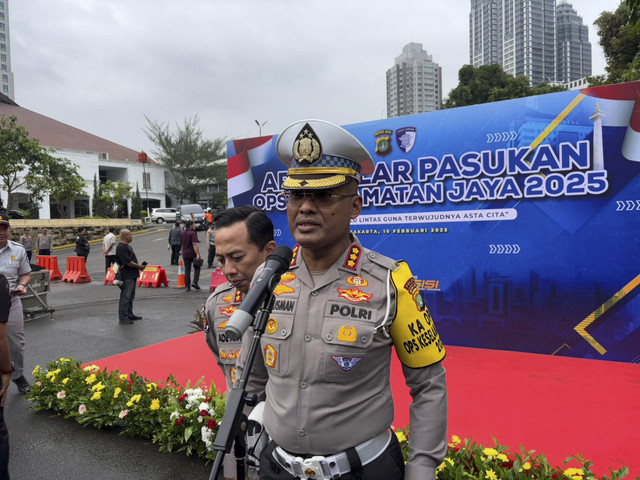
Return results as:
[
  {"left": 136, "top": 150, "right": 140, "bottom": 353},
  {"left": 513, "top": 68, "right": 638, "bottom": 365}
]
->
[{"left": 9, "top": 0, "right": 622, "bottom": 157}]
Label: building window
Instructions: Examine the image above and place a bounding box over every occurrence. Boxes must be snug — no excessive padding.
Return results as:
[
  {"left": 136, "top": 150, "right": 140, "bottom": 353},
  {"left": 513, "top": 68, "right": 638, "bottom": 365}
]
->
[
  {"left": 74, "top": 198, "right": 90, "bottom": 217},
  {"left": 1, "top": 74, "right": 7, "bottom": 82},
  {"left": 142, "top": 172, "right": 151, "bottom": 190}
]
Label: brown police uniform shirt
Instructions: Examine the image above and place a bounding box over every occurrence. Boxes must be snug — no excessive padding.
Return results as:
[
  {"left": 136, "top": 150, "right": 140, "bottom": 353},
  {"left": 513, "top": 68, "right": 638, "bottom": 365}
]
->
[
  {"left": 235, "top": 235, "right": 448, "bottom": 480},
  {"left": 204, "top": 282, "right": 245, "bottom": 391}
]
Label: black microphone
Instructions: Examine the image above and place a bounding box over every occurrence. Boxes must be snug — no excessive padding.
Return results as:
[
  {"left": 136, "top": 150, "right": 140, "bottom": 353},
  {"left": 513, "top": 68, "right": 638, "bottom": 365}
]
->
[{"left": 224, "top": 245, "right": 293, "bottom": 340}]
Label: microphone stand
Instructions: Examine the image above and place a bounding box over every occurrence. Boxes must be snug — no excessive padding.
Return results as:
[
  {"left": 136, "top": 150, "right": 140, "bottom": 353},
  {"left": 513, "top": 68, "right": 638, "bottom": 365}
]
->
[{"left": 209, "top": 293, "right": 276, "bottom": 480}]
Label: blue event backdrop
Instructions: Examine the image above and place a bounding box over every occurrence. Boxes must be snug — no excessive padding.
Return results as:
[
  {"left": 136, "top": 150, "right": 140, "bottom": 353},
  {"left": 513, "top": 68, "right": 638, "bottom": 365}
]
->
[{"left": 226, "top": 82, "right": 640, "bottom": 364}]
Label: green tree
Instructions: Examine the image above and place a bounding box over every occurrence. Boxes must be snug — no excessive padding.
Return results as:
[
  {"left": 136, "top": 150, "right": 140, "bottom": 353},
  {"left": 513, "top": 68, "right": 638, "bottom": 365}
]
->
[
  {"left": 98, "top": 181, "right": 131, "bottom": 218},
  {"left": 443, "top": 65, "right": 566, "bottom": 109},
  {"left": 130, "top": 183, "right": 143, "bottom": 220},
  {"left": 48, "top": 159, "right": 86, "bottom": 218},
  {"left": 143, "top": 115, "right": 227, "bottom": 204},
  {"left": 594, "top": 2, "right": 640, "bottom": 83},
  {"left": 0, "top": 115, "right": 85, "bottom": 209}
]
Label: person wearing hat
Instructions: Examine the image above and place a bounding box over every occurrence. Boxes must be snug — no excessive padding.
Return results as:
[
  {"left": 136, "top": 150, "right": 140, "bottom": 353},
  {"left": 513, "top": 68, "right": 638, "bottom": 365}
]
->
[
  {"left": 0, "top": 213, "right": 32, "bottom": 395},
  {"left": 36, "top": 227, "right": 53, "bottom": 256},
  {"left": 235, "top": 120, "right": 448, "bottom": 480}
]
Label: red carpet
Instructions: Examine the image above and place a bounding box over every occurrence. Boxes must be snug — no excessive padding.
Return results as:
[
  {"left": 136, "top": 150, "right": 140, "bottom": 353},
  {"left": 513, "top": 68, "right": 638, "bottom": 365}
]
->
[{"left": 92, "top": 333, "right": 640, "bottom": 476}]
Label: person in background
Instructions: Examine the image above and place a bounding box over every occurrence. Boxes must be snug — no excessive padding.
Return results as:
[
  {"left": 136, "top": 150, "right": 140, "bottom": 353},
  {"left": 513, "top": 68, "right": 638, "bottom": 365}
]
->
[
  {"left": 115, "top": 229, "right": 146, "bottom": 325},
  {"left": 0, "top": 213, "right": 32, "bottom": 396},
  {"left": 180, "top": 221, "right": 201, "bottom": 291},
  {"left": 204, "top": 205, "right": 276, "bottom": 480},
  {"left": 19, "top": 228, "right": 34, "bottom": 263},
  {"left": 74, "top": 227, "right": 90, "bottom": 263},
  {"left": 204, "top": 208, "right": 214, "bottom": 229},
  {"left": 236, "top": 120, "right": 448, "bottom": 480},
  {"left": 36, "top": 227, "right": 53, "bottom": 256},
  {"left": 168, "top": 222, "right": 182, "bottom": 266},
  {"left": 102, "top": 226, "right": 117, "bottom": 273},
  {"left": 206, "top": 221, "right": 216, "bottom": 269},
  {"left": 0, "top": 273, "right": 13, "bottom": 479}
]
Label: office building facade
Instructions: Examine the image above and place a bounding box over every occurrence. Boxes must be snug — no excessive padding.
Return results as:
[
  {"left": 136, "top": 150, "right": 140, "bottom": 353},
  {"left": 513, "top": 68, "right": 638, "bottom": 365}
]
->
[
  {"left": 386, "top": 42, "right": 442, "bottom": 117},
  {"left": 470, "top": 0, "right": 590, "bottom": 86},
  {"left": 0, "top": 0, "right": 13, "bottom": 100}
]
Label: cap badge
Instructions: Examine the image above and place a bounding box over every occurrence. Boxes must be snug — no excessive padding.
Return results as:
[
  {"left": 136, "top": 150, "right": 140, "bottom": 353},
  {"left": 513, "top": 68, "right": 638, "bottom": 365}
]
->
[{"left": 293, "top": 123, "right": 322, "bottom": 165}]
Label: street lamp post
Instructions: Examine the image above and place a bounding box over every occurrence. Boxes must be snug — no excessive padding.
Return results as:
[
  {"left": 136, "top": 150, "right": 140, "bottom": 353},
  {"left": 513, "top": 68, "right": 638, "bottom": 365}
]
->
[
  {"left": 255, "top": 119, "right": 268, "bottom": 136},
  {"left": 138, "top": 151, "right": 150, "bottom": 217}
]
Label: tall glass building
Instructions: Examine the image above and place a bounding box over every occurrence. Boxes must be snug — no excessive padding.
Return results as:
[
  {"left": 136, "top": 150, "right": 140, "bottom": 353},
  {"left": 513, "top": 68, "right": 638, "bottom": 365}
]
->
[
  {"left": 386, "top": 42, "right": 442, "bottom": 117},
  {"left": 0, "top": 0, "right": 14, "bottom": 100},
  {"left": 556, "top": 1, "right": 591, "bottom": 83},
  {"left": 469, "top": 0, "right": 590, "bottom": 86}
]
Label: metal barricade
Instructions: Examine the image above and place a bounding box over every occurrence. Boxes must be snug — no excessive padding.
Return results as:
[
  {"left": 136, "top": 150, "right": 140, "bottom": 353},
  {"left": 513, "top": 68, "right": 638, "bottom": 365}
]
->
[{"left": 22, "top": 269, "right": 55, "bottom": 322}]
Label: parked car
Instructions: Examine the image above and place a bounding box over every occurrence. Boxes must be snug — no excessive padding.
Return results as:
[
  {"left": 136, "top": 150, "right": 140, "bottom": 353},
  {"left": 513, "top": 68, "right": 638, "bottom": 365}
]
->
[
  {"left": 150, "top": 208, "right": 178, "bottom": 224},
  {"left": 178, "top": 204, "right": 205, "bottom": 230}
]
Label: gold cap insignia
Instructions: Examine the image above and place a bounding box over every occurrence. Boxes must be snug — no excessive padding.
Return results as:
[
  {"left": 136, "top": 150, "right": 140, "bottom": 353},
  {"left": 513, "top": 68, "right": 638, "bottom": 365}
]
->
[{"left": 293, "top": 123, "right": 322, "bottom": 165}]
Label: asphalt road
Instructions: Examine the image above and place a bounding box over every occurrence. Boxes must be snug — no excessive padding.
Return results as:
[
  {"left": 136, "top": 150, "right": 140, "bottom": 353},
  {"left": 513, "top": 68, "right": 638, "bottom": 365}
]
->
[{"left": 6, "top": 225, "right": 219, "bottom": 479}]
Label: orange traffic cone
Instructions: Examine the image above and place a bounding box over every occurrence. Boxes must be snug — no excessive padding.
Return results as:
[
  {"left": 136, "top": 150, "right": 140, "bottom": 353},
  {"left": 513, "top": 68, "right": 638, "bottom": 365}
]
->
[{"left": 175, "top": 261, "right": 186, "bottom": 288}]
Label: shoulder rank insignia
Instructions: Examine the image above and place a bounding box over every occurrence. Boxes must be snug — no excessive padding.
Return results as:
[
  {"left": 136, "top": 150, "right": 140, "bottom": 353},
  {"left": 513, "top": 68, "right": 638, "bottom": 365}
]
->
[
  {"left": 343, "top": 245, "right": 362, "bottom": 270},
  {"left": 291, "top": 244, "right": 300, "bottom": 266},
  {"left": 234, "top": 290, "right": 243, "bottom": 303},
  {"left": 331, "top": 356, "right": 362, "bottom": 372}
]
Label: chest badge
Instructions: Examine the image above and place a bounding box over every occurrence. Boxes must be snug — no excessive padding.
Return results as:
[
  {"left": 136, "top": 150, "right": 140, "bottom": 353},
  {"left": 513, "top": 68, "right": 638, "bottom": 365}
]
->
[
  {"left": 264, "top": 345, "right": 278, "bottom": 368},
  {"left": 346, "top": 276, "right": 368, "bottom": 287},
  {"left": 331, "top": 356, "right": 362, "bottom": 372},
  {"left": 217, "top": 319, "right": 228, "bottom": 329},
  {"left": 274, "top": 284, "right": 296, "bottom": 296},
  {"left": 337, "top": 325, "right": 357, "bottom": 343},
  {"left": 337, "top": 287, "right": 373, "bottom": 303},
  {"left": 266, "top": 318, "right": 278, "bottom": 334},
  {"left": 220, "top": 305, "right": 237, "bottom": 317},
  {"left": 222, "top": 293, "right": 233, "bottom": 303}
]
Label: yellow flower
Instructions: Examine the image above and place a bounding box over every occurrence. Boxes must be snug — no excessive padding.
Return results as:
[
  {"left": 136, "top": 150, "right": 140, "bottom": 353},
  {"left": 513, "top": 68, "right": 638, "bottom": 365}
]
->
[
  {"left": 445, "top": 458, "right": 454, "bottom": 467},
  {"left": 114, "top": 387, "right": 122, "bottom": 399},
  {"left": 85, "top": 374, "right": 96, "bottom": 384},
  {"left": 486, "top": 469, "right": 497, "bottom": 480},
  {"left": 497, "top": 454, "right": 509, "bottom": 463},
  {"left": 126, "top": 394, "right": 142, "bottom": 407},
  {"left": 62, "top": 377, "right": 69, "bottom": 385},
  {"left": 91, "top": 382, "right": 106, "bottom": 392},
  {"left": 83, "top": 364, "right": 100, "bottom": 372},
  {"left": 49, "top": 375, "right": 56, "bottom": 383},
  {"left": 564, "top": 468, "right": 584, "bottom": 478},
  {"left": 119, "top": 374, "right": 128, "bottom": 381},
  {"left": 32, "top": 365, "right": 41, "bottom": 375},
  {"left": 395, "top": 431, "right": 407, "bottom": 443},
  {"left": 449, "top": 434, "right": 461, "bottom": 447},
  {"left": 436, "top": 463, "right": 445, "bottom": 473},
  {"left": 150, "top": 399, "right": 160, "bottom": 411},
  {"left": 483, "top": 448, "right": 499, "bottom": 458},
  {"left": 146, "top": 382, "right": 157, "bottom": 392},
  {"left": 90, "top": 391, "right": 102, "bottom": 401},
  {"left": 523, "top": 462, "right": 531, "bottom": 470}
]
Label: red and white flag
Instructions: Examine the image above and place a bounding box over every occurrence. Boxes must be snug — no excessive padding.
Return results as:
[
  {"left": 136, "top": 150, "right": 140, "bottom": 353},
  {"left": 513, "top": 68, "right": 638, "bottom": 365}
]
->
[
  {"left": 582, "top": 82, "right": 640, "bottom": 162},
  {"left": 227, "top": 136, "right": 274, "bottom": 199}
]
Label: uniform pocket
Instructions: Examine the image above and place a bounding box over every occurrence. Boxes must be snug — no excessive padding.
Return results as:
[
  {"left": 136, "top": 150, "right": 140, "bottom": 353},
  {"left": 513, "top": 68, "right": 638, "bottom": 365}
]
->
[
  {"left": 260, "top": 314, "right": 294, "bottom": 376},
  {"left": 320, "top": 316, "right": 376, "bottom": 382}
]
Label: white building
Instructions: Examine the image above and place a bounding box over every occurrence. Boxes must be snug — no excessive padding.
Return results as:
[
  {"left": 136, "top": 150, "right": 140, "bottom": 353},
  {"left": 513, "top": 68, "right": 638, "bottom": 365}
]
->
[
  {"left": 386, "top": 42, "right": 442, "bottom": 117},
  {"left": 0, "top": 0, "right": 13, "bottom": 100},
  {"left": 0, "top": 93, "right": 168, "bottom": 219}
]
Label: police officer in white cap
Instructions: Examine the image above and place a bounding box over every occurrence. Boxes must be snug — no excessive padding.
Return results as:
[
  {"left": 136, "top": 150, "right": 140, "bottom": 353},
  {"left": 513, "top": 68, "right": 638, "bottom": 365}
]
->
[{"left": 235, "top": 120, "right": 447, "bottom": 480}]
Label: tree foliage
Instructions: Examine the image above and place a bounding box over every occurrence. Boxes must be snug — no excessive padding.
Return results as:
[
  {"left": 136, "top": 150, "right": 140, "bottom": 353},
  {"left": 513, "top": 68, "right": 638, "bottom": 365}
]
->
[
  {"left": 443, "top": 65, "right": 566, "bottom": 109},
  {"left": 0, "top": 115, "right": 85, "bottom": 209},
  {"left": 130, "top": 183, "right": 143, "bottom": 220},
  {"left": 594, "top": 2, "right": 640, "bottom": 83},
  {"left": 143, "top": 115, "right": 227, "bottom": 205},
  {"left": 93, "top": 180, "right": 131, "bottom": 218}
]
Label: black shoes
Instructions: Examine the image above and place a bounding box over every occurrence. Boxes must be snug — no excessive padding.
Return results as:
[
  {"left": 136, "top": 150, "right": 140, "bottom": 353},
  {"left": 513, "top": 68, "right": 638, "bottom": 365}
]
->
[
  {"left": 191, "top": 284, "right": 201, "bottom": 290},
  {"left": 119, "top": 319, "right": 134, "bottom": 325},
  {"left": 13, "top": 376, "right": 31, "bottom": 395},
  {"left": 129, "top": 315, "right": 142, "bottom": 321}
]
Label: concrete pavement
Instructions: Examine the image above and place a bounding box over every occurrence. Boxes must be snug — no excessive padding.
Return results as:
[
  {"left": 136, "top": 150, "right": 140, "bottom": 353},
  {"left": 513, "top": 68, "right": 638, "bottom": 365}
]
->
[{"left": 6, "top": 225, "right": 219, "bottom": 479}]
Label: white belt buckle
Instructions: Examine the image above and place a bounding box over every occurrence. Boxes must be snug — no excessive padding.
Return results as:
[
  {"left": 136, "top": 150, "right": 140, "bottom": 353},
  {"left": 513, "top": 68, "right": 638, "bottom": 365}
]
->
[{"left": 294, "top": 455, "right": 333, "bottom": 479}]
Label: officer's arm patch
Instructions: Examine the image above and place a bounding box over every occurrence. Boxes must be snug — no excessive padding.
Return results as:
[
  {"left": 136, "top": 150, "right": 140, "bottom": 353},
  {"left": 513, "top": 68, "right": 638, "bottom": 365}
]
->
[{"left": 389, "top": 261, "right": 445, "bottom": 368}]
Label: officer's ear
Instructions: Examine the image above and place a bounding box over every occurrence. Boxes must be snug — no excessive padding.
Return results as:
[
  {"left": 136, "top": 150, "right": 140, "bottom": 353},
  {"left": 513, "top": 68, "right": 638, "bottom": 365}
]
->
[
  {"left": 350, "top": 195, "right": 363, "bottom": 220},
  {"left": 263, "top": 240, "right": 277, "bottom": 256}
]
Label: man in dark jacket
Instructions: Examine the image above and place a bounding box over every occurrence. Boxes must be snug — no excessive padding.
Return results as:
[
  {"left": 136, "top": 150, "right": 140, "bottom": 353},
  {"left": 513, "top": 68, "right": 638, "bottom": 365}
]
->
[
  {"left": 115, "top": 229, "right": 146, "bottom": 325},
  {"left": 168, "top": 222, "right": 182, "bottom": 265},
  {"left": 74, "top": 227, "right": 90, "bottom": 263}
]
